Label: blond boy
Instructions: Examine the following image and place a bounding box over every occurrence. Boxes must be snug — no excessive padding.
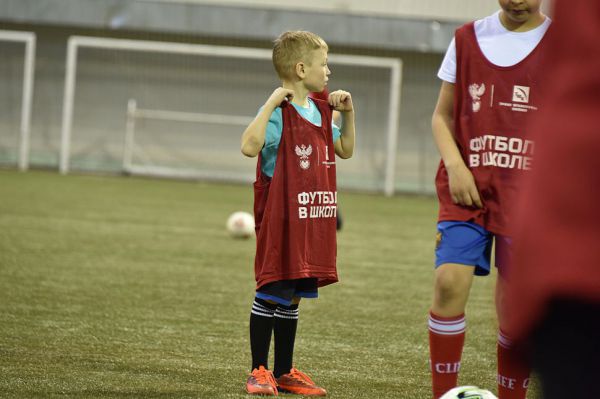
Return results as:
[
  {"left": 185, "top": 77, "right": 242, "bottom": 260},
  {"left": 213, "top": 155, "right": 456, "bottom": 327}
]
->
[{"left": 241, "top": 30, "right": 355, "bottom": 396}]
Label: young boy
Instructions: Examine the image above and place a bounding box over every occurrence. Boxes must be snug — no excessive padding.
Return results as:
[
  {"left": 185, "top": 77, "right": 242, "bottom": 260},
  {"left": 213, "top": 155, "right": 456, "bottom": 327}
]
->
[
  {"left": 429, "top": 1, "right": 551, "bottom": 398},
  {"left": 240, "top": 30, "right": 355, "bottom": 396}
]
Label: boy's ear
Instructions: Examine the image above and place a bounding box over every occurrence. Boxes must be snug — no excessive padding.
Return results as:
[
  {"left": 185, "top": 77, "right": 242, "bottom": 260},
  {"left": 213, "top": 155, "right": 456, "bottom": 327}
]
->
[{"left": 295, "top": 62, "right": 306, "bottom": 79}]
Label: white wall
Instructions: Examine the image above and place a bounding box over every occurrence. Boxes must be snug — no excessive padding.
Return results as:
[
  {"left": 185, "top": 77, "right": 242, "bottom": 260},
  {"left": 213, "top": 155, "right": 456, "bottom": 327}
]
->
[{"left": 140, "top": 0, "right": 500, "bottom": 22}]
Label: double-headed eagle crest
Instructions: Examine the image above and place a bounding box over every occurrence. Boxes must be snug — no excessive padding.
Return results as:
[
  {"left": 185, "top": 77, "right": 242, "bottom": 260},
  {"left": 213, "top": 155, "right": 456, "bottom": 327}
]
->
[
  {"left": 295, "top": 144, "right": 312, "bottom": 170},
  {"left": 469, "top": 83, "right": 486, "bottom": 112}
]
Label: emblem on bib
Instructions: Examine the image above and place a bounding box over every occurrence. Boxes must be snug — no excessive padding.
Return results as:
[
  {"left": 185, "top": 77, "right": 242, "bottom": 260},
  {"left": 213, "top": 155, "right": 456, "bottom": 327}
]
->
[
  {"left": 295, "top": 144, "right": 312, "bottom": 170},
  {"left": 512, "top": 85, "right": 530, "bottom": 103},
  {"left": 469, "top": 83, "right": 486, "bottom": 112}
]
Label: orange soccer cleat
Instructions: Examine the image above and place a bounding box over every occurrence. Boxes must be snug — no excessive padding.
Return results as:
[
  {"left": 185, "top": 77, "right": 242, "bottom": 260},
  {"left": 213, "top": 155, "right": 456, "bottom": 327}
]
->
[
  {"left": 246, "top": 366, "right": 279, "bottom": 396},
  {"left": 276, "top": 368, "right": 327, "bottom": 396}
]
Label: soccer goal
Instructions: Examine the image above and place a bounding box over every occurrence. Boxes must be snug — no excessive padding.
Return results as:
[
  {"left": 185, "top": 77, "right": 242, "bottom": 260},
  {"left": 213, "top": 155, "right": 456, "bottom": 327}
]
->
[
  {"left": 0, "top": 30, "right": 36, "bottom": 171},
  {"left": 59, "top": 36, "right": 402, "bottom": 195}
]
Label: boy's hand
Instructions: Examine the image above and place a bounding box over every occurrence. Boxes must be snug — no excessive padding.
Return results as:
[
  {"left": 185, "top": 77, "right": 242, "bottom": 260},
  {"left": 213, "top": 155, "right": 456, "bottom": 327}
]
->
[
  {"left": 329, "top": 90, "right": 353, "bottom": 112},
  {"left": 266, "top": 87, "right": 294, "bottom": 108},
  {"left": 447, "top": 163, "right": 483, "bottom": 208}
]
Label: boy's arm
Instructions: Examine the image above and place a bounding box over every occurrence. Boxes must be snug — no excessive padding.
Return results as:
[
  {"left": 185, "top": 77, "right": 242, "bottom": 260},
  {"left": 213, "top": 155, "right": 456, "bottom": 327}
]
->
[
  {"left": 432, "top": 81, "right": 483, "bottom": 208},
  {"left": 241, "top": 88, "right": 294, "bottom": 157},
  {"left": 330, "top": 90, "right": 355, "bottom": 159}
]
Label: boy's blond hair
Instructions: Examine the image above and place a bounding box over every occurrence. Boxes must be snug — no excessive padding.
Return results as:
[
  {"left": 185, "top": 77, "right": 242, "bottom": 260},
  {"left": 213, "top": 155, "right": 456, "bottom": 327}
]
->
[{"left": 272, "top": 31, "right": 328, "bottom": 80}]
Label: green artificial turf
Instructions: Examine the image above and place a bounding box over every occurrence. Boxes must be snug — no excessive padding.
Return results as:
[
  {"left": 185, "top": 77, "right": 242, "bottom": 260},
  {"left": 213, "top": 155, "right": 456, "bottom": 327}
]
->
[{"left": 0, "top": 170, "right": 539, "bottom": 398}]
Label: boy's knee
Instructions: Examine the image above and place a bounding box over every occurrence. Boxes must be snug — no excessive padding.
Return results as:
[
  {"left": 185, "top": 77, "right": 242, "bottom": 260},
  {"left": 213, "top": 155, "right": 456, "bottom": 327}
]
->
[
  {"left": 436, "top": 281, "right": 462, "bottom": 305},
  {"left": 434, "top": 265, "right": 473, "bottom": 303}
]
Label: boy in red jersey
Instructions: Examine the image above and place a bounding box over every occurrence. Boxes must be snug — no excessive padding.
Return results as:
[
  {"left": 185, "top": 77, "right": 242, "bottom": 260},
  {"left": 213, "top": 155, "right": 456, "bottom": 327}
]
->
[
  {"left": 240, "top": 30, "right": 355, "bottom": 396},
  {"left": 505, "top": 0, "right": 600, "bottom": 397},
  {"left": 429, "top": 1, "right": 551, "bottom": 398}
]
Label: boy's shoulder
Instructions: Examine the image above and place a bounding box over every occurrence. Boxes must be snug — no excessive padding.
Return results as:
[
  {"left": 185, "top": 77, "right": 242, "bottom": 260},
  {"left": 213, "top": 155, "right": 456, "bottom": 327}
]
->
[
  {"left": 259, "top": 103, "right": 283, "bottom": 121},
  {"left": 456, "top": 11, "right": 497, "bottom": 37}
]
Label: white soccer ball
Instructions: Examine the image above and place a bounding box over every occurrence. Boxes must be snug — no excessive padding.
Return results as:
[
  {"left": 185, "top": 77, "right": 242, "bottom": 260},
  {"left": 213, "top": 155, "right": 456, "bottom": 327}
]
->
[
  {"left": 440, "top": 386, "right": 498, "bottom": 399},
  {"left": 226, "top": 211, "right": 255, "bottom": 239}
]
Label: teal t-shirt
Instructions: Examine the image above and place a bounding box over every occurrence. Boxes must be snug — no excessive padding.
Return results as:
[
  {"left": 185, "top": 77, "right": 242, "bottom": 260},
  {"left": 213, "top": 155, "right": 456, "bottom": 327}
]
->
[{"left": 260, "top": 98, "right": 341, "bottom": 177}]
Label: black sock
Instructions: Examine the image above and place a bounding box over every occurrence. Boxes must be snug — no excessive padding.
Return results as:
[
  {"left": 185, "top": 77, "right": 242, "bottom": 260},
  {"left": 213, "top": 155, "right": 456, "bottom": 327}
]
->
[
  {"left": 273, "top": 303, "right": 299, "bottom": 378},
  {"left": 250, "top": 297, "right": 277, "bottom": 370}
]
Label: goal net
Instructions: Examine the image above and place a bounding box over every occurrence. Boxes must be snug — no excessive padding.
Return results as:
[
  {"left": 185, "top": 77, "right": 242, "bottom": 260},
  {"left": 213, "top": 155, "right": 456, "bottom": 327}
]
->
[{"left": 60, "top": 36, "right": 402, "bottom": 194}]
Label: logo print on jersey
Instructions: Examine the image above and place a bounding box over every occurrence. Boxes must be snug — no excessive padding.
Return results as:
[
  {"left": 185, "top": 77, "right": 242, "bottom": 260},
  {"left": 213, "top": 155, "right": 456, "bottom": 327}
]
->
[
  {"left": 512, "top": 85, "right": 530, "bottom": 103},
  {"left": 295, "top": 144, "right": 312, "bottom": 170},
  {"left": 322, "top": 145, "right": 335, "bottom": 168},
  {"left": 469, "top": 83, "right": 486, "bottom": 112}
]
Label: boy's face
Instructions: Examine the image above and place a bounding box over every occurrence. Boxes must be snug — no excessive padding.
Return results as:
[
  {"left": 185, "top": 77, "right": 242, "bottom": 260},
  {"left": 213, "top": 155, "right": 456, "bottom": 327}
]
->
[
  {"left": 498, "top": 0, "right": 543, "bottom": 24},
  {"left": 302, "top": 48, "right": 330, "bottom": 93}
]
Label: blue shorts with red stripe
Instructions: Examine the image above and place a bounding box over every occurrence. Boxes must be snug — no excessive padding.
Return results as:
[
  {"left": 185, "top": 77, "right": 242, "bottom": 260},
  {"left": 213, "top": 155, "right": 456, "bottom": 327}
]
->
[{"left": 435, "top": 221, "right": 512, "bottom": 277}]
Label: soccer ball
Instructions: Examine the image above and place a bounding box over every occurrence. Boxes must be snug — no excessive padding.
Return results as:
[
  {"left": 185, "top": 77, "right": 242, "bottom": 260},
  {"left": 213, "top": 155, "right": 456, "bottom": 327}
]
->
[
  {"left": 440, "top": 386, "right": 498, "bottom": 399},
  {"left": 226, "top": 211, "right": 255, "bottom": 239}
]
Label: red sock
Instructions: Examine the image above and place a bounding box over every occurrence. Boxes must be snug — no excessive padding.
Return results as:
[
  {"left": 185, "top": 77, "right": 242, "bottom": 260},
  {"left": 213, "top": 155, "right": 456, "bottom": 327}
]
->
[
  {"left": 497, "top": 330, "right": 530, "bottom": 399},
  {"left": 429, "top": 312, "right": 466, "bottom": 399}
]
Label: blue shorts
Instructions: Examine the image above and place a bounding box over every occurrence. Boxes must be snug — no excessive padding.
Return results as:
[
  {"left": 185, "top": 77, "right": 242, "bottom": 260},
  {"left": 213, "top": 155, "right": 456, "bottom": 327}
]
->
[
  {"left": 256, "top": 278, "right": 318, "bottom": 306},
  {"left": 435, "top": 221, "right": 512, "bottom": 276}
]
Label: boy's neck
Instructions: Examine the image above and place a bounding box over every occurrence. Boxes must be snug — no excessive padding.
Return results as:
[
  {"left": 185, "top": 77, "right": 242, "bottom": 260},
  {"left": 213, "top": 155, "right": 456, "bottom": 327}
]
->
[
  {"left": 283, "top": 81, "right": 309, "bottom": 107},
  {"left": 499, "top": 11, "right": 546, "bottom": 32}
]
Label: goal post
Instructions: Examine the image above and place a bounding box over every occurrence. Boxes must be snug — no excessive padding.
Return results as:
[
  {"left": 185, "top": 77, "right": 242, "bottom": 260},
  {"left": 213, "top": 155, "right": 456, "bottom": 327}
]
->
[
  {"left": 60, "top": 35, "right": 402, "bottom": 195},
  {"left": 0, "top": 30, "right": 36, "bottom": 171}
]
